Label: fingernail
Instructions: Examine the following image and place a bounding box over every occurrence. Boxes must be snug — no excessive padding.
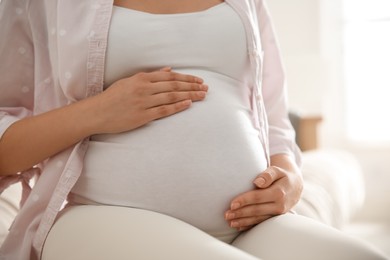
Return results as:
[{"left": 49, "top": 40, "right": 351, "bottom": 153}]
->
[
  {"left": 225, "top": 213, "right": 235, "bottom": 220},
  {"left": 197, "top": 92, "right": 206, "bottom": 98},
  {"left": 200, "top": 84, "right": 208, "bottom": 91},
  {"left": 231, "top": 221, "right": 239, "bottom": 228},
  {"left": 196, "top": 77, "right": 204, "bottom": 83},
  {"left": 254, "top": 177, "right": 265, "bottom": 187},
  {"left": 160, "top": 66, "right": 171, "bottom": 71},
  {"left": 231, "top": 202, "right": 240, "bottom": 210},
  {"left": 182, "top": 100, "right": 192, "bottom": 106}
]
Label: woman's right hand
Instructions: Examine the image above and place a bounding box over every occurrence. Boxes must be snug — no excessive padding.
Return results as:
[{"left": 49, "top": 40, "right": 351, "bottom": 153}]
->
[
  {"left": 90, "top": 67, "right": 208, "bottom": 134},
  {"left": 0, "top": 68, "right": 207, "bottom": 175}
]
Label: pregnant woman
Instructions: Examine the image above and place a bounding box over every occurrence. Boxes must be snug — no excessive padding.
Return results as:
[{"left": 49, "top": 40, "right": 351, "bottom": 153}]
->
[{"left": 0, "top": 0, "right": 386, "bottom": 259}]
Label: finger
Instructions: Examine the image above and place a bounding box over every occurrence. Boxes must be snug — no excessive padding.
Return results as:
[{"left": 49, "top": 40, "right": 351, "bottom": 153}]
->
[
  {"left": 148, "top": 81, "right": 208, "bottom": 95},
  {"left": 237, "top": 226, "right": 251, "bottom": 232},
  {"left": 147, "top": 91, "right": 206, "bottom": 108},
  {"left": 225, "top": 202, "right": 275, "bottom": 220},
  {"left": 148, "top": 70, "right": 204, "bottom": 84},
  {"left": 229, "top": 189, "right": 274, "bottom": 210},
  {"left": 146, "top": 99, "right": 192, "bottom": 121},
  {"left": 253, "top": 166, "right": 283, "bottom": 188},
  {"left": 229, "top": 215, "right": 272, "bottom": 229},
  {"left": 225, "top": 202, "right": 286, "bottom": 221},
  {"left": 159, "top": 67, "right": 172, "bottom": 72}
]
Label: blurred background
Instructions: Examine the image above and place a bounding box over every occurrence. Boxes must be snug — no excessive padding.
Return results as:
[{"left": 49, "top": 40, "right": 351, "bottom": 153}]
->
[{"left": 267, "top": 0, "right": 390, "bottom": 255}]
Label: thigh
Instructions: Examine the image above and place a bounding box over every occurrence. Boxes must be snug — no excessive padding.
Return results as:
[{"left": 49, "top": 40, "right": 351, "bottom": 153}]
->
[
  {"left": 42, "top": 205, "right": 259, "bottom": 260},
  {"left": 232, "top": 213, "right": 387, "bottom": 260}
]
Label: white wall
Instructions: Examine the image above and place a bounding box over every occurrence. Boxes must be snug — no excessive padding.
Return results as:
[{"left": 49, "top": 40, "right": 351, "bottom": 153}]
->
[
  {"left": 266, "top": 0, "right": 390, "bottom": 221},
  {"left": 266, "top": 0, "right": 327, "bottom": 116}
]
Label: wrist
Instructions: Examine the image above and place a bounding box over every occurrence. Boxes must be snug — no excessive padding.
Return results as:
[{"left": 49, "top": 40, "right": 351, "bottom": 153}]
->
[
  {"left": 270, "top": 154, "right": 301, "bottom": 176},
  {"left": 66, "top": 96, "right": 104, "bottom": 138}
]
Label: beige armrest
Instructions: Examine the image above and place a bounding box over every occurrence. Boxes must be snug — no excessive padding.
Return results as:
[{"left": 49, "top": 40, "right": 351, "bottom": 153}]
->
[{"left": 289, "top": 112, "right": 322, "bottom": 151}]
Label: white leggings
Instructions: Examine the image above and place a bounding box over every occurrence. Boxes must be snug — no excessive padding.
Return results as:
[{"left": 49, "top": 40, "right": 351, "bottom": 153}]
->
[{"left": 41, "top": 205, "right": 387, "bottom": 260}]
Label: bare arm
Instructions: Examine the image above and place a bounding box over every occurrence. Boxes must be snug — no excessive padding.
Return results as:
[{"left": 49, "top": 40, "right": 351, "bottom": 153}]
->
[
  {"left": 0, "top": 69, "right": 208, "bottom": 176},
  {"left": 0, "top": 97, "right": 102, "bottom": 175}
]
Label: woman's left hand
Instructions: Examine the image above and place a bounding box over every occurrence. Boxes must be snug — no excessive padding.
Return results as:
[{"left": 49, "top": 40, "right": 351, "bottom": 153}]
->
[{"left": 225, "top": 154, "right": 303, "bottom": 231}]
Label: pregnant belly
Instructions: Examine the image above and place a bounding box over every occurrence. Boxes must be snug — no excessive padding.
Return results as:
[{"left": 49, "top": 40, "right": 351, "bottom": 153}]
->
[{"left": 70, "top": 70, "right": 268, "bottom": 237}]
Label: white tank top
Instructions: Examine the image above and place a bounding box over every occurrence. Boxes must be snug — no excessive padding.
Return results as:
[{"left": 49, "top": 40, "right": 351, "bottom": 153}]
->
[{"left": 70, "top": 3, "right": 268, "bottom": 240}]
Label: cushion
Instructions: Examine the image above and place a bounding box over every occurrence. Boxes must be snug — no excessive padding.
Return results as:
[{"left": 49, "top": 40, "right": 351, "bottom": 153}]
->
[{"left": 294, "top": 149, "right": 365, "bottom": 228}]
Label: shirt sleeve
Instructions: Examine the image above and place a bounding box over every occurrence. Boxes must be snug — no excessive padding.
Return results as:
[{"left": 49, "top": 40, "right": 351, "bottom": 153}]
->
[
  {"left": 0, "top": 0, "right": 36, "bottom": 190},
  {"left": 256, "top": 0, "right": 302, "bottom": 166},
  {"left": 0, "top": 0, "right": 35, "bottom": 140}
]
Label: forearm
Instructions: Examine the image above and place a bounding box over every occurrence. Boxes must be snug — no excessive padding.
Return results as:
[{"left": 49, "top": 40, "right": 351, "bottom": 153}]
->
[
  {"left": 0, "top": 97, "right": 98, "bottom": 176},
  {"left": 0, "top": 69, "right": 208, "bottom": 176},
  {"left": 270, "top": 153, "right": 303, "bottom": 206},
  {"left": 270, "top": 153, "right": 301, "bottom": 176}
]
